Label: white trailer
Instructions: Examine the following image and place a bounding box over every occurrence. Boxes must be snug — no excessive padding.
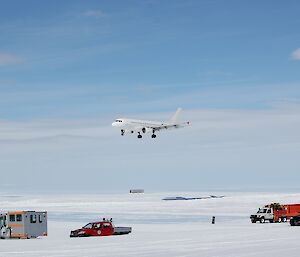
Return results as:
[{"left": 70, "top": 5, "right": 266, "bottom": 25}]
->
[{"left": 0, "top": 211, "right": 47, "bottom": 239}]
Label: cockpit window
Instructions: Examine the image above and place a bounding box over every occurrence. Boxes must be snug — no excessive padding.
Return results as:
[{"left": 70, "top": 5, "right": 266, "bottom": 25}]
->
[{"left": 115, "top": 120, "right": 122, "bottom": 122}]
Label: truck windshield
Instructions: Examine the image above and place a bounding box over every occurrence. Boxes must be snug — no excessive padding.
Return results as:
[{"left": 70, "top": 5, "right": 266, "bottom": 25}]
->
[{"left": 83, "top": 223, "right": 93, "bottom": 229}]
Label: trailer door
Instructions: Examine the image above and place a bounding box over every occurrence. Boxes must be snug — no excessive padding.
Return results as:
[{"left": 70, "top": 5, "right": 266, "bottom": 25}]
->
[
  {"left": 0, "top": 216, "right": 4, "bottom": 228},
  {"left": 0, "top": 216, "right": 7, "bottom": 238}
]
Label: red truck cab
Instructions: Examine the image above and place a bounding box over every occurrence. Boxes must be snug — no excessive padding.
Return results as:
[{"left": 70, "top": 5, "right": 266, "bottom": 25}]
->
[{"left": 70, "top": 219, "right": 132, "bottom": 237}]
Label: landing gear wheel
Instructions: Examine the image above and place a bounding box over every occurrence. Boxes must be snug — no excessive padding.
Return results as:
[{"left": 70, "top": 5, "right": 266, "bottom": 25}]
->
[
  {"left": 121, "top": 130, "right": 125, "bottom": 136},
  {"left": 137, "top": 134, "right": 142, "bottom": 139},
  {"left": 151, "top": 134, "right": 156, "bottom": 138}
]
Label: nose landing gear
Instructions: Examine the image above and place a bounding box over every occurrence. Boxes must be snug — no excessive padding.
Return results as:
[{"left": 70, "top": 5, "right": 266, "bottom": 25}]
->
[
  {"left": 137, "top": 132, "right": 142, "bottom": 139},
  {"left": 121, "top": 129, "right": 125, "bottom": 136}
]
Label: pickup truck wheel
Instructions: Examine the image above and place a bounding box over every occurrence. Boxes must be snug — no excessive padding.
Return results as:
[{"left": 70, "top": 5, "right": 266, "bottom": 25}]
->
[
  {"left": 260, "top": 218, "right": 265, "bottom": 223},
  {"left": 251, "top": 219, "right": 256, "bottom": 223}
]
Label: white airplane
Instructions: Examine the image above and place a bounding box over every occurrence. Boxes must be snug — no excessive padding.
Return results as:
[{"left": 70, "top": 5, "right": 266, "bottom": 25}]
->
[{"left": 112, "top": 108, "right": 190, "bottom": 138}]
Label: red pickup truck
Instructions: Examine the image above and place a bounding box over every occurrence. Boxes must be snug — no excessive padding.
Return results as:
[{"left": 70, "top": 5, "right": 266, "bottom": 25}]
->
[{"left": 70, "top": 219, "right": 132, "bottom": 237}]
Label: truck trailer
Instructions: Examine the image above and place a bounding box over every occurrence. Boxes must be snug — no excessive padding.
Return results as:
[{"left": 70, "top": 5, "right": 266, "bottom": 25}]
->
[
  {"left": 0, "top": 211, "right": 47, "bottom": 239},
  {"left": 250, "top": 203, "right": 300, "bottom": 223}
]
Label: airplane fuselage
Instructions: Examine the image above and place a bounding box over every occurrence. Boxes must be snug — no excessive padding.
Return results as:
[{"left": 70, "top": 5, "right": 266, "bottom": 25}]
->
[
  {"left": 112, "top": 108, "right": 189, "bottom": 138},
  {"left": 112, "top": 118, "right": 167, "bottom": 129}
]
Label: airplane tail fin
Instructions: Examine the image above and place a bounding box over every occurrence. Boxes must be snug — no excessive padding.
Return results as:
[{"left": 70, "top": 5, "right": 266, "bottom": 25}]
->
[{"left": 169, "top": 108, "right": 182, "bottom": 124}]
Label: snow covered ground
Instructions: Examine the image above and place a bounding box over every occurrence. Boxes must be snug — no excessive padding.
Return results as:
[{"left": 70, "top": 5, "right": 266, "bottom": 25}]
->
[{"left": 1, "top": 192, "right": 300, "bottom": 257}]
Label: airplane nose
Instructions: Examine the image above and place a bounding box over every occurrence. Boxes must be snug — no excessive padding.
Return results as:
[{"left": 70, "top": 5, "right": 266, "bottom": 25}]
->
[{"left": 112, "top": 122, "right": 116, "bottom": 127}]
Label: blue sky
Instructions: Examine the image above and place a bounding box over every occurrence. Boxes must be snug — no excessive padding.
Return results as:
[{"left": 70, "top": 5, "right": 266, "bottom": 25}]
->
[
  {"left": 1, "top": 0, "right": 300, "bottom": 119},
  {"left": 1, "top": 1, "right": 300, "bottom": 193}
]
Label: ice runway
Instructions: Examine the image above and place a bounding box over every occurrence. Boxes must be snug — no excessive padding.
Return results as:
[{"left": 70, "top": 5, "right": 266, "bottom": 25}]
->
[{"left": 1, "top": 192, "right": 300, "bottom": 257}]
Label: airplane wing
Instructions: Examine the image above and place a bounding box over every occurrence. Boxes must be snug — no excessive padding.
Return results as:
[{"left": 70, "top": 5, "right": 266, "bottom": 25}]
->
[{"left": 144, "top": 121, "right": 190, "bottom": 132}]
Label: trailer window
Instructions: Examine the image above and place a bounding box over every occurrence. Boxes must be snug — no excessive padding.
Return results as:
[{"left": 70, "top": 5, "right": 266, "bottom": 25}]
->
[
  {"left": 16, "top": 214, "right": 22, "bottom": 222},
  {"left": 9, "top": 214, "right": 15, "bottom": 222},
  {"left": 30, "top": 215, "right": 37, "bottom": 223}
]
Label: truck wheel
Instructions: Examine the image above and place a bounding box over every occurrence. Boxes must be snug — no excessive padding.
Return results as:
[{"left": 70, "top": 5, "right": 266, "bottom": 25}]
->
[
  {"left": 251, "top": 219, "right": 256, "bottom": 223},
  {"left": 260, "top": 218, "right": 265, "bottom": 223},
  {"left": 282, "top": 217, "right": 287, "bottom": 223},
  {"left": 278, "top": 217, "right": 282, "bottom": 223},
  {"left": 269, "top": 219, "right": 274, "bottom": 223}
]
